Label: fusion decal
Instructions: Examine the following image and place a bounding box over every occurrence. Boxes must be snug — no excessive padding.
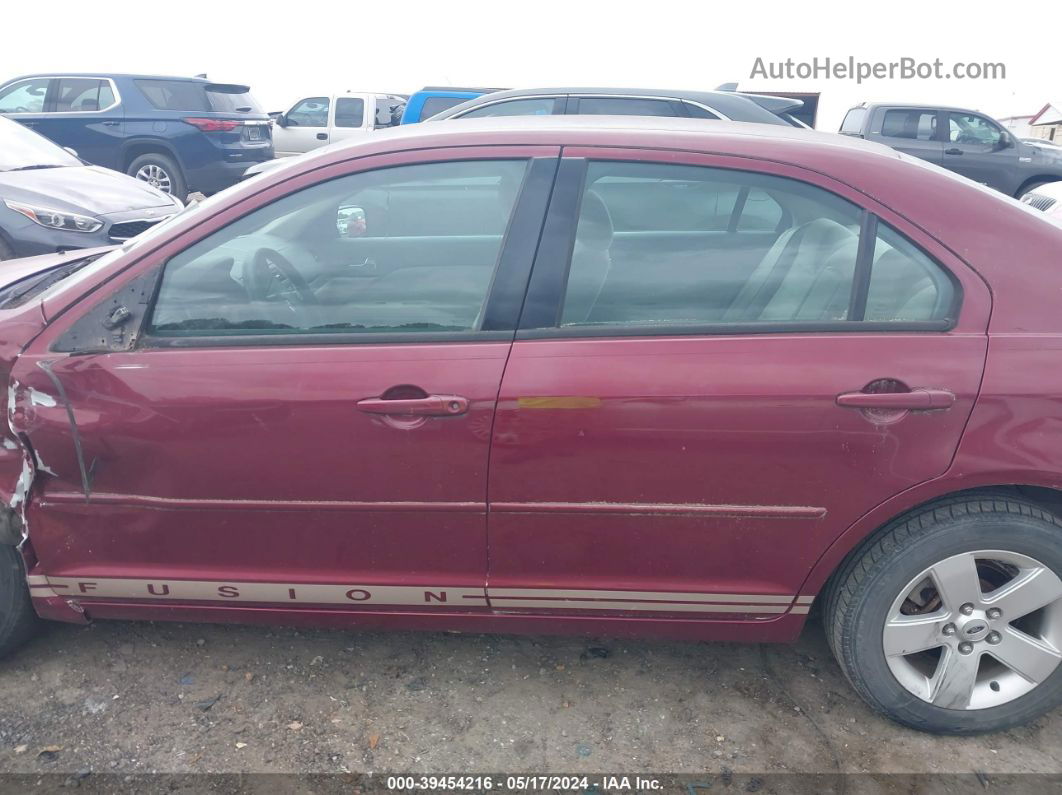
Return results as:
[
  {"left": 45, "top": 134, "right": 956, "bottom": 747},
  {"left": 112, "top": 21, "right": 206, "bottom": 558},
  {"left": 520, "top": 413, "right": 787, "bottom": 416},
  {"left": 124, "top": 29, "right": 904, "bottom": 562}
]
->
[{"left": 28, "top": 576, "right": 807, "bottom": 616}]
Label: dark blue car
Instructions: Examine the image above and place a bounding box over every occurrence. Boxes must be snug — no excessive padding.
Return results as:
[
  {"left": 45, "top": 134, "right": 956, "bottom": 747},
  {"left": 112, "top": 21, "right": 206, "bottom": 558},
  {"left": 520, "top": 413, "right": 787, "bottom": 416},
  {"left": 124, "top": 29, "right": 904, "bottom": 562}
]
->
[{"left": 0, "top": 74, "right": 274, "bottom": 199}]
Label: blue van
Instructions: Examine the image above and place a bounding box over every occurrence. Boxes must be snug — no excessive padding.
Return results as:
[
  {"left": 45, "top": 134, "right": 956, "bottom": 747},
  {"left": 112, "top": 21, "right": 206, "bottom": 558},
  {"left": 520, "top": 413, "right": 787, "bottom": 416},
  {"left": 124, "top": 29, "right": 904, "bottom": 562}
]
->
[
  {"left": 0, "top": 74, "right": 274, "bottom": 199},
  {"left": 400, "top": 86, "right": 506, "bottom": 124}
]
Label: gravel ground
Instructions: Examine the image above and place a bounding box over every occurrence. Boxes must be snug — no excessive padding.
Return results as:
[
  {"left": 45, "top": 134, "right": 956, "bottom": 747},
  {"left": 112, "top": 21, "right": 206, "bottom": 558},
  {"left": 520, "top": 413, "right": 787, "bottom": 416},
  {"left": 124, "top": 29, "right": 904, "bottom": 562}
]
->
[{"left": 0, "top": 615, "right": 1060, "bottom": 789}]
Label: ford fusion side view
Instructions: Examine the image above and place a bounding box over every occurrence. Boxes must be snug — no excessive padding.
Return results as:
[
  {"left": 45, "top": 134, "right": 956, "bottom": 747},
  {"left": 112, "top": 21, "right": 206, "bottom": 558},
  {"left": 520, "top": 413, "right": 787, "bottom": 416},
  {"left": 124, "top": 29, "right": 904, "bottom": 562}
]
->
[{"left": 1, "top": 117, "right": 1061, "bottom": 735}]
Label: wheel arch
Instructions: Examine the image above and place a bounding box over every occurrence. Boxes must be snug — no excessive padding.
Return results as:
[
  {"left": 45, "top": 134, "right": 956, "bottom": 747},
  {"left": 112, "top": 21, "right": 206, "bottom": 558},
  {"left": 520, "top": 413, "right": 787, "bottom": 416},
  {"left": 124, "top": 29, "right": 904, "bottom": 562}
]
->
[
  {"left": 120, "top": 138, "right": 185, "bottom": 172},
  {"left": 1015, "top": 175, "right": 1062, "bottom": 198},
  {"left": 801, "top": 478, "right": 1062, "bottom": 600}
]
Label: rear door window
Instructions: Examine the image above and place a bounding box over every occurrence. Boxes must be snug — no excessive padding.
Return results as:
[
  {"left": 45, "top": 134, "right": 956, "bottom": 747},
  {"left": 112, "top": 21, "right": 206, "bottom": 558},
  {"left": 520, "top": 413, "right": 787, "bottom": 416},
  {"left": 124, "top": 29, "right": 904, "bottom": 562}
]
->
[
  {"left": 880, "top": 110, "right": 938, "bottom": 141},
  {"left": 458, "top": 98, "right": 557, "bottom": 118},
  {"left": 53, "top": 78, "right": 114, "bottom": 112},
  {"left": 0, "top": 78, "right": 51, "bottom": 113},
  {"left": 335, "top": 97, "right": 364, "bottom": 128},
  {"left": 553, "top": 160, "right": 955, "bottom": 329},
  {"left": 574, "top": 97, "right": 680, "bottom": 117}
]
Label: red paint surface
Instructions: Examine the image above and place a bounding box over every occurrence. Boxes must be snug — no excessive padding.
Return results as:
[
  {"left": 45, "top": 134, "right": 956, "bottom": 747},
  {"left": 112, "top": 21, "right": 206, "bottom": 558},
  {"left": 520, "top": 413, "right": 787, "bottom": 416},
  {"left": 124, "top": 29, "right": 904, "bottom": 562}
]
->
[{"left": 4, "top": 118, "right": 1062, "bottom": 644}]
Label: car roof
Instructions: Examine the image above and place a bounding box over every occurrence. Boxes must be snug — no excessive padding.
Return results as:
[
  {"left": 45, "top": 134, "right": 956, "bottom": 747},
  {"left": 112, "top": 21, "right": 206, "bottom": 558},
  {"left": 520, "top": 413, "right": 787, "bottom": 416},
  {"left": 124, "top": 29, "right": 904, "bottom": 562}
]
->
[
  {"left": 3, "top": 73, "right": 236, "bottom": 84},
  {"left": 432, "top": 86, "right": 795, "bottom": 120},
  {"left": 856, "top": 102, "right": 991, "bottom": 115}
]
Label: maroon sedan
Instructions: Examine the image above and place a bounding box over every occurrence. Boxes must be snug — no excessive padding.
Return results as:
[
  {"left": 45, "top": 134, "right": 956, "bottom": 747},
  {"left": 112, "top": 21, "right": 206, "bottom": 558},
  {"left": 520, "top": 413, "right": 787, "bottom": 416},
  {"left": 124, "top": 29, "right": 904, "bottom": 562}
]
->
[{"left": 1, "top": 117, "right": 1061, "bottom": 734}]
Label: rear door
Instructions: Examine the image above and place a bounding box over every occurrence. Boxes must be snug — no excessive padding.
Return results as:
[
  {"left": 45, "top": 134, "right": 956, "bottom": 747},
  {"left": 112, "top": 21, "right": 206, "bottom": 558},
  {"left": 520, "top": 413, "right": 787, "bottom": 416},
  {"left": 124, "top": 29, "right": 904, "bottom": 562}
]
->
[
  {"left": 12, "top": 147, "right": 558, "bottom": 614},
  {"left": 485, "top": 149, "right": 990, "bottom": 617},
  {"left": 872, "top": 107, "right": 944, "bottom": 164},
  {"left": 32, "top": 77, "right": 122, "bottom": 168},
  {"left": 330, "top": 94, "right": 369, "bottom": 145}
]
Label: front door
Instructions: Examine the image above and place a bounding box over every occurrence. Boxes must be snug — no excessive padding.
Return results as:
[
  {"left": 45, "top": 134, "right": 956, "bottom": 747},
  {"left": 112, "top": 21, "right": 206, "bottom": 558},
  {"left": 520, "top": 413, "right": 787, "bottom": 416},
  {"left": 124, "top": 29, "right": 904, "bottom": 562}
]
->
[
  {"left": 275, "top": 96, "right": 331, "bottom": 155},
  {"left": 32, "top": 77, "right": 123, "bottom": 169},
  {"left": 943, "top": 111, "right": 1016, "bottom": 192},
  {"left": 486, "top": 151, "right": 989, "bottom": 618},
  {"left": 13, "top": 149, "right": 558, "bottom": 613}
]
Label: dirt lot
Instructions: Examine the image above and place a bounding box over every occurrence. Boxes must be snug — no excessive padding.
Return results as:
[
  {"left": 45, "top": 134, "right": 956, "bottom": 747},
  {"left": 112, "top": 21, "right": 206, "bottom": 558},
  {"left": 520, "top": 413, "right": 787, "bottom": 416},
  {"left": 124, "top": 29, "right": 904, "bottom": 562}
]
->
[{"left": 1, "top": 614, "right": 1061, "bottom": 789}]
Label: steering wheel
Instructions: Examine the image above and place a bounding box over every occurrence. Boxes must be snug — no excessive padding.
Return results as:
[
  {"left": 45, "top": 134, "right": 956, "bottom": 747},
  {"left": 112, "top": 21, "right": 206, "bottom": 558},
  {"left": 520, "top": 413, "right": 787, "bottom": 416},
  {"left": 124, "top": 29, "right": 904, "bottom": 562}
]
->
[{"left": 248, "top": 247, "right": 318, "bottom": 304}]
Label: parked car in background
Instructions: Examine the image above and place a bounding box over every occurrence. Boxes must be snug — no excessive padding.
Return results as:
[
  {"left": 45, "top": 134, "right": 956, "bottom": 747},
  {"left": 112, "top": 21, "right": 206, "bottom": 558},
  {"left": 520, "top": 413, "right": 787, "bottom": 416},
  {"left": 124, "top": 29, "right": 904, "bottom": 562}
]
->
[
  {"left": 400, "top": 86, "right": 505, "bottom": 123},
  {"left": 271, "top": 92, "right": 406, "bottom": 156},
  {"left": 0, "top": 116, "right": 180, "bottom": 260},
  {"left": 427, "top": 87, "right": 802, "bottom": 125},
  {"left": 1021, "top": 179, "right": 1062, "bottom": 222},
  {"left": 840, "top": 103, "right": 1062, "bottom": 197},
  {"left": 0, "top": 73, "right": 273, "bottom": 200},
  {"left": 3, "top": 117, "right": 1062, "bottom": 735}
]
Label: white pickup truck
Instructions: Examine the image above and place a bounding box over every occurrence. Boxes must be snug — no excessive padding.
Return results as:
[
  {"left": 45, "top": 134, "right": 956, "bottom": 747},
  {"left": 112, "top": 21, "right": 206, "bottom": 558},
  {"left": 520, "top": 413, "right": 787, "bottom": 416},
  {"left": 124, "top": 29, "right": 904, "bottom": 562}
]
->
[{"left": 270, "top": 92, "right": 406, "bottom": 157}]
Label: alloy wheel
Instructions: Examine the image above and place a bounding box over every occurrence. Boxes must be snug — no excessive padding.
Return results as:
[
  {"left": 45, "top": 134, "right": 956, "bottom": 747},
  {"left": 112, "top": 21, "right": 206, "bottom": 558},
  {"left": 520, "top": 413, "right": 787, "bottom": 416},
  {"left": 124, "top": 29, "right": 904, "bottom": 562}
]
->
[
  {"left": 134, "top": 163, "right": 172, "bottom": 193},
  {"left": 883, "top": 550, "right": 1062, "bottom": 709}
]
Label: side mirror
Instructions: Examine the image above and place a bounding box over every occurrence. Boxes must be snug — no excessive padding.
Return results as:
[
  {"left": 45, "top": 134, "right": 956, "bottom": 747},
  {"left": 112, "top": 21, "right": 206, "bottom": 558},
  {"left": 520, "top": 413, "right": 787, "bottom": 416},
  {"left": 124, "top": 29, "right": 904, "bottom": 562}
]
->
[
  {"left": 273, "top": 113, "right": 287, "bottom": 128},
  {"left": 337, "top": 205, "right": 367, "bottom": 237},
  {"left": 996, "top": 133, "right": 1014, "bottom": 151}
]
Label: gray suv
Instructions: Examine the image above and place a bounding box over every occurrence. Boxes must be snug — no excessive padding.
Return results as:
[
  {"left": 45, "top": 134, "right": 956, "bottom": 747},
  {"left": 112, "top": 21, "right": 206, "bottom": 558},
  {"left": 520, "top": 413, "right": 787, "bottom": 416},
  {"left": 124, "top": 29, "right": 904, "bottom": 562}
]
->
[{"left": 840, "top": 103, "right": 1062, "bottom": 197}]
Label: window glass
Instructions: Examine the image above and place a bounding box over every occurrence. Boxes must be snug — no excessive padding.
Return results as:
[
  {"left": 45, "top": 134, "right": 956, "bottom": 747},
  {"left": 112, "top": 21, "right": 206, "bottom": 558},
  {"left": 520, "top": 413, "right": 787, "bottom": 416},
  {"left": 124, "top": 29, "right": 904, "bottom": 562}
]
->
[
  {"left": 683, "top": 102, "right": 722, "bottom": 120},
  {"left": 0, "top": 78, "right": 50, "bottom": 113},
  {"left": 576, "top": 97, "right": 679, "bottom": 117},
  {"left": 335, "top": 97, "right": 364, "bottom": 128},
  {"left": 205, "top": 85, "right": 262, "bottom": 113},
  {"left": 458, "top": 98, "right": 555, "bottom": 118},
  {"left": 420, "top": 96, "right": 467, "bottom": 119},
  {"left": 374, "top": 97, "right": 404, "bottom": 129},
  {"left": 54, "top": 79, "right": 111, "bottom": 112},
  {"left": 840, "top": 107, "right": 867, "bottom": 134},
  {"left": 865, "top": 222, "right": 955, "bottom": 322},
  {"left": 948, "top": 112, "right": 1003, "bottom": 148},
  {"left": 286, "top": 97, "right": 329, "bottom": 127},
  {"left": 150, "top": 159, "right": 528, "bottom": 338},
  {"left": 136, "top": 79, "right": 211, "bottom": 111},
  {"left": 558, "top": 161, "right": 953, "bottom": 329},
  {"left": 880, "top": 110, "right": 937, "bottom": 140}
]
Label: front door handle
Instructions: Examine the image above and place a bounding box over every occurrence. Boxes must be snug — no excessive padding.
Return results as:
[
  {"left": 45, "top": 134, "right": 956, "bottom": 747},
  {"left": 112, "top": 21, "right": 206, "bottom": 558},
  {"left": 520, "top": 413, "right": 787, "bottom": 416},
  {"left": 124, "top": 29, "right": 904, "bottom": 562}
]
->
[
  {"left": 357, "top": 395, "right": 469, "bottom": 416},
  {"left": 316, "top": 132, "right": 328, "bottom": 140},
  {"left": 945, "top": 147, "right": 964, "bottom": 155},
  {"left": 836, "top": 388, "right": 956, "bottom": 410}
]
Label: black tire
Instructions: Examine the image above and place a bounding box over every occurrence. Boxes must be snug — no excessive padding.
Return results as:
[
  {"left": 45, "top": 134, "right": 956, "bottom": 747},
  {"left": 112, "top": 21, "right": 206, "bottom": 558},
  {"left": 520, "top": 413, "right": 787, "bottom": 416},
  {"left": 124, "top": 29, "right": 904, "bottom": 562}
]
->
[
  {"left": 824, "top": 495, "right": 1062, "bottom": 734},
  {"left": 0, "top": 236, "right": 15, "bottom": 261},
  {"left": 0, "top": 545, "right": 38, "bottom": 659},
  {"left": 126, "top": 152, "right": 186, "bottom": 200}
]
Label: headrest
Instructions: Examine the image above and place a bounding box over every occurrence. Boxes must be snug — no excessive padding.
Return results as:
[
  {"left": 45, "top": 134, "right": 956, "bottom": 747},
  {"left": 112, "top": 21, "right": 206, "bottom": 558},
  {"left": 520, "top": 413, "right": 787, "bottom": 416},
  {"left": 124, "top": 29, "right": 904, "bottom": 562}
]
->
[{"left": 575, "top": 190, "right": 614, "bottom": 251}]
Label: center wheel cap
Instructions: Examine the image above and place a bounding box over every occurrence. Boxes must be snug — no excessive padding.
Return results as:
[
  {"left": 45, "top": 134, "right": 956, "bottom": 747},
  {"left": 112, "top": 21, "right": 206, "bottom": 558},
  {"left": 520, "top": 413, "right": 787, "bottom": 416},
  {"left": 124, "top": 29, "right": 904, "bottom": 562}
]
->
[{"left": 961, "top": 619, "right": 990, "bottom": 641}]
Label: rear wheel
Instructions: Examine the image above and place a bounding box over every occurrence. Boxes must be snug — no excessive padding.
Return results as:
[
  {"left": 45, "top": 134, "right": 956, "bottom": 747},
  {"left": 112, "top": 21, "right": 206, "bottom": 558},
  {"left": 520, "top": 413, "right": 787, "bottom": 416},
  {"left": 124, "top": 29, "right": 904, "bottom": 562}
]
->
[
  {"left": 0, "top": 545, "right": 38, "bottom": 658},
  {"left": 826, "top": 496, "right": 1062, "bottom": 733},
  {"left": 127, "top": 152, "right": 186, "bottom": 200}
]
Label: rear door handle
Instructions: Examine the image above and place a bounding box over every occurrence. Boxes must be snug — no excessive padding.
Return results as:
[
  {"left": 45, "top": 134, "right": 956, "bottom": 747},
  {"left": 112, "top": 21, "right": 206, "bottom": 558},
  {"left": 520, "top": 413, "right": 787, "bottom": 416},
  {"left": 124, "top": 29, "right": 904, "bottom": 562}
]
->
[
  {"left": 357, "top": 395, "right": 469, "bottom": 416},
  {"left": 836, "top": 389, "right": 956, "bottom": 410},
  {"left": 316, "top": 132, "right": 328, "bottom": 140},
  {"left": 945, "top": 148, "right": 964, "bottom": 155}
]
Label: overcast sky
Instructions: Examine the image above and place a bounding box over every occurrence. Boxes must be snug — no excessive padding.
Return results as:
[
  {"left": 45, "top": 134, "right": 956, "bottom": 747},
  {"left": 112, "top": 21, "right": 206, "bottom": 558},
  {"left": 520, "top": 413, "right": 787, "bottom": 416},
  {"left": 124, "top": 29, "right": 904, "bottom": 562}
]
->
[{"left": 3, "top": 1, "right": 1056, "bottom": 129}]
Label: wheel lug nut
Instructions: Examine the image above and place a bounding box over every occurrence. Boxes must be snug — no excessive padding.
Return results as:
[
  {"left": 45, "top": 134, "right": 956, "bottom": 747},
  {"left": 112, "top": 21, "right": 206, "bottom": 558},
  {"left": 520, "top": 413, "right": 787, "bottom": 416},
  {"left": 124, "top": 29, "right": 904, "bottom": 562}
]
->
[
  {"left": 987, "top": 631, "right": 1002, "bottom": 645},
  {"left": 958, "top": 642, "right": 974, "bottom": 654},
  {"left": 987, "top": 607, "right": 1002, "bottom": 620},
  {"left": 942, "top": 623, "right": 957, "bottom": 636},
  {"left": 960, "top": 603, "right": 975, "bottom": 616}
]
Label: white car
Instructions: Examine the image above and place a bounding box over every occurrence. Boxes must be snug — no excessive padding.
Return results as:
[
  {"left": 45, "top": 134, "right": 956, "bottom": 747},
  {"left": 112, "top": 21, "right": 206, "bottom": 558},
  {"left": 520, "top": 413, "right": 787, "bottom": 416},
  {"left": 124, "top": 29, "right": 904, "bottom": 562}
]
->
[
  {"left": 270, "top": 92, "right": 406, "bottom": 156},
  {"left": 1021, "top": 179, "right": 1062, "bottom": 221}
]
